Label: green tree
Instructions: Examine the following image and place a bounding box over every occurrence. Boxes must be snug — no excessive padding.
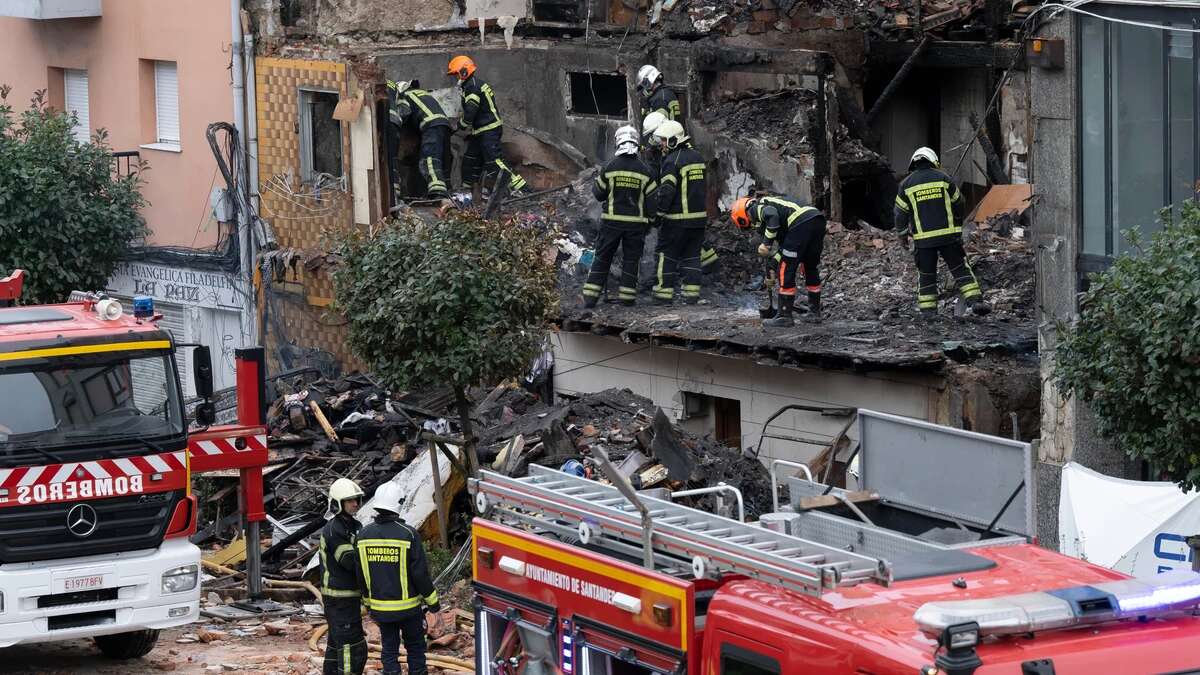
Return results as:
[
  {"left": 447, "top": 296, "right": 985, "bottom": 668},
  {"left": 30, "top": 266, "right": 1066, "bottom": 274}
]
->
[
  {"left": 332, "top": 210, "right": 559, "bottom": 475},
  {"left": 0, "top": 88, "right": 147, "bottom": 304},
  {"left": 1055, "top": 202, "right": 1200, "bottom": 490}
]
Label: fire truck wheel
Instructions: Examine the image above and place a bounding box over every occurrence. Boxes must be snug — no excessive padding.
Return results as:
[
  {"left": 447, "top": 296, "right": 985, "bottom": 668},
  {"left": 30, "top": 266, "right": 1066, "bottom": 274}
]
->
[{"left": 95, "top": 629, "right": 160, "bottom": 659}]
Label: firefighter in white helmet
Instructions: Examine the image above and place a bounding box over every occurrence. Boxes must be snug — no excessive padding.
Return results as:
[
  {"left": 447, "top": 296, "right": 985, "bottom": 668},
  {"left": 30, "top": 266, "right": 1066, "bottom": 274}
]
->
[
  {"left": 893, "top": 147, "right": 990, "bottom": 320},
  {"left": 637, "top": 65, "right": 682, "bottom": 125},
  {"left": 582, "top": 125, "right": 657, "bottom": 308},
  {"left": 319, "top": 478, "right": 367, "bottom": 674},
  {"left": 650, "top": 119, "right": 708, "bottom": 305},
  {"left": 356, "top": 481, "right": 439, "bottom": 675}
]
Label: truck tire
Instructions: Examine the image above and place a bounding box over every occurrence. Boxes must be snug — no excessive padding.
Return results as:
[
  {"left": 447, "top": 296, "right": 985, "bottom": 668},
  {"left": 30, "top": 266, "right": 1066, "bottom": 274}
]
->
[{"left": 94, "top": 629, "right": 160, "bottom": 659}]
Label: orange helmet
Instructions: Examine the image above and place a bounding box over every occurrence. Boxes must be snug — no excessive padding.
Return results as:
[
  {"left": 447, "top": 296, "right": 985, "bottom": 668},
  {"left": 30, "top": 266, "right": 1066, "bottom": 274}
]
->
[
  {"left": 731, "top": 196, "right": 753, "bottom": 229},
  {"left": 447, "top": 55, "right": 476, "bottom": 80}
]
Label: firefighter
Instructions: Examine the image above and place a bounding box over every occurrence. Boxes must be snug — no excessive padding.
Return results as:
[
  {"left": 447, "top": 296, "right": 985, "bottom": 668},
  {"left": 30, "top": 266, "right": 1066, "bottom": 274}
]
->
[
  {"left": 731, "top": 194, "right": 827, "bottom": 326},
  {"left": 641, "top": 113, "right": 719, "bottom": 283},
  {"left": 893, "top": 147, "right": 990, "bottom": 319},
  {"left": 447, "top": 55, "right": 527, "bottom": 201},
  {"left": 387, "top": 80, "right": 450, "bottom": 199},
  {"left": 636, "top": 65, "right": 682, "bottom": 125},
  {"left": 356, "top": 482, "right": 440, "bottom": 675},
  {"left": 318, "top": 478, "right": 367, "bottom": 675},
  {"left": 650, "top": 120, "right": 708, "bottom": 305},
  {"left": 583, "top": 125, "right": 657, "bottom": 308}
]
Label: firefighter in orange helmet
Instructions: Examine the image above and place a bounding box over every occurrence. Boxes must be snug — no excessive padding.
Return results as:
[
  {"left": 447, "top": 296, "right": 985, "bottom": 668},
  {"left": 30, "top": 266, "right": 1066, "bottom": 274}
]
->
[
  {"left": 446, "top": 55, "right": 527, "bottom": 200},
  {"left": 732, "top": 194, "right": 827, "bottom": 326}
]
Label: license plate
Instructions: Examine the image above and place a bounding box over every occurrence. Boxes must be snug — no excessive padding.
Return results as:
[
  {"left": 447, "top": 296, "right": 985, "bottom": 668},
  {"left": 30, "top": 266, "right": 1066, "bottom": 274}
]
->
[{"left": 57, "top": 574, "right": 108, "bottom": 593}]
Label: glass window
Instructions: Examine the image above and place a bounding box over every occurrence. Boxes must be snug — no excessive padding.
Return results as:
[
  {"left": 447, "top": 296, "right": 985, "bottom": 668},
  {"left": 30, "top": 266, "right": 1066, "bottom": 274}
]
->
[
  {"left": 1077, "top": 9, "right": 1200, "bottom": 259},
  {"left": 720, "top": 644, "right": 780, "bottom": 675},
  {"left": 1080, "top": 16, "right": 1108, "bottom": 256}
]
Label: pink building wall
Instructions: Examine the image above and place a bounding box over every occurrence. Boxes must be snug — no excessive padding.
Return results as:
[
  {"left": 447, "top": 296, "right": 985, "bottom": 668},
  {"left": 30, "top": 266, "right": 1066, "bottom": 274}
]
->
[{"left": 0, "top": 0, "right": 236, "bottom": 247}]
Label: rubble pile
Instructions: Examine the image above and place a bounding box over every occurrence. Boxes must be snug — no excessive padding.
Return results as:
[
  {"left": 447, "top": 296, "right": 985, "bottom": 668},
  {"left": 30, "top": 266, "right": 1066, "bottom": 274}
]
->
[
  {"left": 700, "top": 89, "right": 818, "bottom": 159},
  {"left": 475, "top": 387, "right": 775, "bottom": 517}
]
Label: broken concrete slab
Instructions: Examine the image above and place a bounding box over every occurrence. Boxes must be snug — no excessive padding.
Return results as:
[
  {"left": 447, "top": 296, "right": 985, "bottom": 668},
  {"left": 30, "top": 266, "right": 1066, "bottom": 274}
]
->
[{"left": 651, "top": 408, "right": 696, "bottom": 481}]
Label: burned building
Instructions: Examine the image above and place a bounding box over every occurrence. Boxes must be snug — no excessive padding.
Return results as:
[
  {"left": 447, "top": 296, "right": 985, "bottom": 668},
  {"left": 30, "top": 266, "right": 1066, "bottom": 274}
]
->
[{"left": 242, "top": 0, "right": 1044, "bottom": 534}]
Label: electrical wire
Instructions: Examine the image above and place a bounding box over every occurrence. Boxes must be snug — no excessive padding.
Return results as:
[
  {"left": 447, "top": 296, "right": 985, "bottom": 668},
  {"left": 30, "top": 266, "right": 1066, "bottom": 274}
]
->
[{"left": 1028, "top": 0, "right": 1200, "bottom": 33}]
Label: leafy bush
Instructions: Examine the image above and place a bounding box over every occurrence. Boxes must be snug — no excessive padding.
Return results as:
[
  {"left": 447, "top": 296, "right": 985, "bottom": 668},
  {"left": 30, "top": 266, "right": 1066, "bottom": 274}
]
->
[
  {"left": 1054, "top": 202, "right": 1200, "bottom": 490},
  {"left": 333, "top": 210, "right": 559, "bottom": 473},
  {"left": 0, "top": 88, "right": 147, "bottom": 303}
]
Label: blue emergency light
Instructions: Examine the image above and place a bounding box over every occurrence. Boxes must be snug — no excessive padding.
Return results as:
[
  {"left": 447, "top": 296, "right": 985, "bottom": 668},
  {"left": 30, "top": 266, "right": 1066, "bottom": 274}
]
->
[{"left": 133, "top": 295, "right": 154, "bottom": 319}]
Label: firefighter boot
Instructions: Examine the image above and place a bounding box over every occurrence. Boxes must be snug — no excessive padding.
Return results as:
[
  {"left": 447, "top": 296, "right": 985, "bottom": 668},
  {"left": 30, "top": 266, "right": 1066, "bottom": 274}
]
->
[
  {"left": 805, "top": 291, "right": 823, "bottom": 323},
  {"left": 920, "top": 308, "right": 938, "bottom": 323},
  {"left": 970, "top": 296, "right": 991, "bottom": 316},
  {"left": 582, "top": 295, "right": 599, "bottom": 309},
  {"left": 762, "top": 294, "right": 795, "bottom": 328}
]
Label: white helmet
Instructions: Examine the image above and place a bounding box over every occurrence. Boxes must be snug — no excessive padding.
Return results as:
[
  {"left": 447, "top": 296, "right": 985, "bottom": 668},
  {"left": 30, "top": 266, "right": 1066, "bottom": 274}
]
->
[
  {"left": 372, "top": 481, "right": 404, "bottom": 516},
  {"left": 637, "top": 64, "right": 662, "bottom": 93},
  {"left": 642, "top": 111, "right": 667, "bottom": 141},
  {"left": 615, "top": 125, "right": 639, "bottom": 155},
  {"left": 909, "top": 146, "right": 940, "bottom": 170},
  {"left": 325, "top": 478, "right": 364, "bottom": 519},
  {"left": 387, "top": 79, "right": 412, "bottom": 95},
  {"left": 652, "top": 119, "right": 688, "bottom": 149}
]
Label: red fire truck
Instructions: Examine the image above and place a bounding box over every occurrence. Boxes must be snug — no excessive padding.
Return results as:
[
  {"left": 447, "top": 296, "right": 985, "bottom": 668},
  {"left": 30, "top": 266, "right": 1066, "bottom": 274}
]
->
[
  {"left": 0, "top": 270, "right": 268, "bottom": 659},
  {"left": 469, "top": 412, "right": 1200, "bottom": 675}
]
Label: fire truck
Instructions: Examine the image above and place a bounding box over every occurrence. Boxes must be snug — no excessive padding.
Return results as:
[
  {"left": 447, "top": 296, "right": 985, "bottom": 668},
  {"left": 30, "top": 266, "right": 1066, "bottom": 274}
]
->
[
  {"left": 0, "top": 270, "right": 268, "bottom": 658},
  {"left": 469, "top": 410, "right": 1200, "bottom": 674}
]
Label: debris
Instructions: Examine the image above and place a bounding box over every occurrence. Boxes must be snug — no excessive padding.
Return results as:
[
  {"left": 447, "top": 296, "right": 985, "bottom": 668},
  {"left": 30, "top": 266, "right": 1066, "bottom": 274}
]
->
[
  {"left": 972, "top": 184, "right": 1034, "bottom": 224},
  {"left": 309, "top": 400, "right": 340, "bottom": 443},
  {"left": 651, "top": 409, "right": 695, "bottom": 481}
]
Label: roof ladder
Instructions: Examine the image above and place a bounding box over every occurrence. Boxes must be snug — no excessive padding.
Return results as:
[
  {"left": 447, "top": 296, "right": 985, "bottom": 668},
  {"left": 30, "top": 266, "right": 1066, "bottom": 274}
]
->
[{"left": 471, "top": 465, "right": 893, "bottom": 597}]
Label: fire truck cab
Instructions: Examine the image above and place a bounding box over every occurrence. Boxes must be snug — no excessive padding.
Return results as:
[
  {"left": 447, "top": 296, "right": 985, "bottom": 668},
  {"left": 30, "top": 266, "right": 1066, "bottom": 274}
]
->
[
  {"left": 0, "top": 271, "right": 268, "bottom": 659},
  {"left": 469, "top": 411, "right": 1200, "bottom": 675}
]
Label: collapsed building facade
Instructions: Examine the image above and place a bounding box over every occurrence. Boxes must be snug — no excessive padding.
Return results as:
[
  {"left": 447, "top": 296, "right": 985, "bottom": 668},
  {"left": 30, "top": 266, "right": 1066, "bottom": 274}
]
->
[{"left": 238, "top": 0, "right": 1082, "bottom": 542}]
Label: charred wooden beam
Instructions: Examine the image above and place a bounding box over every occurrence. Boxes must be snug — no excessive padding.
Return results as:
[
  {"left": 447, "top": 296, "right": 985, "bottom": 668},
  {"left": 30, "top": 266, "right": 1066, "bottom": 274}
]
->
[
  {"left": 691, "top": 45, "right": 833, "bottom": 76},
  {"left": 866, "top": 36, "right": 931, "bottom": 126}
]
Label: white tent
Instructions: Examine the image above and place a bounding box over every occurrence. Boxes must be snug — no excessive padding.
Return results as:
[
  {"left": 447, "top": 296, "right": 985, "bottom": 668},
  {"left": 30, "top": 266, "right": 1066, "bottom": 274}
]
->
[{"left": 1059, "top": 462, "right": 1200, "bottom": 576}]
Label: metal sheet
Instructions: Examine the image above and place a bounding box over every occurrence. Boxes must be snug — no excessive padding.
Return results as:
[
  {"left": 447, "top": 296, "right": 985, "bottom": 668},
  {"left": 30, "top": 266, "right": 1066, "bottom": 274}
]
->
[{"left": 857, "top": 409, "right": 1032, "bottom": 537}]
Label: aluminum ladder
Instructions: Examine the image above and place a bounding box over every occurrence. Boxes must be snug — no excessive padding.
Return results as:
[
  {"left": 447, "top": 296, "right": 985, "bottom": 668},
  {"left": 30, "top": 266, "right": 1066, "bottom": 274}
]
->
[{"left": 471, "top": 465, "right": 893, "bottom": 597}]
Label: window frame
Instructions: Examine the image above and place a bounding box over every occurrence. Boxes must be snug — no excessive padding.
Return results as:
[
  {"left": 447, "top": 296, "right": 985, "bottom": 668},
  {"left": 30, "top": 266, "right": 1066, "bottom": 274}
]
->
[
  {"left": 1075, "top": 5, "right": 1200, "bottom": 270},
  {"left": 298, "top": 87, "right": 344, "bottom": 183},
  {"left": 153, "top": 60, "right": 181, "bottom": 148}
]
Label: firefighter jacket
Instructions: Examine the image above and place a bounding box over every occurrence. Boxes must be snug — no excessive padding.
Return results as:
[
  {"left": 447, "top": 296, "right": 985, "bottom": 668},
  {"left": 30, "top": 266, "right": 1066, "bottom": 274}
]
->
[
  {"left": 355, "top": 514, "right": 440, "bottom": 618},
  {"left": 894, "top": 167, "right": 966, "bottom": 248},
  {"left": 592, "top": 155, "right": 658, "bottom": 230},
  {"left": 641, "top": 86, "right": 682, "bottom": 124},
  {"left": 653, "top": 144, "right": 708, "bottom": 229},
  {"left": 391, "top": 88, "right": 451, "bottom": 132},
  {"left": 752, "top": 196, "right": 822, "bottom": 246},
  {"left": 458, "top": 76, "right": 503, "bottom": 136},
  {"left": 318, "top": 514, "right": 362, "bottom": 598}
]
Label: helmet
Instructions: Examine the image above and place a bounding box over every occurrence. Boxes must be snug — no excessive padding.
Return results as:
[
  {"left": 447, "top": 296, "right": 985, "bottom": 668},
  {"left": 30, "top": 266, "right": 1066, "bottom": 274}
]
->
[
  {"left": 448, "top": 55, "right": 477, "bottom": 80},
  {"left": 615, "top": 125, "right": 639, "bottom": 155},
  {"left": 637, "top": 65, "right": 662, "bottom": 93},
  {"left": 652, "top": 119, "right": 687, "bottom": 149},
  {"left": 641, "top": 111, "right": 667, "bottom": 141},
  {"left": 325, "top": 478, "right": 364, "bottom": 519},
  {"left": 387, "top": 79, "right": 412, "bottom": 94},
  {"left": 909, "top": 146, "right": 940, "bottom": 170},
  {"left": 372, "top": 481, "right": 404, "bottom": 516},
  {"left": 731, "top": 196, "right": 753, "bottom": 229}
]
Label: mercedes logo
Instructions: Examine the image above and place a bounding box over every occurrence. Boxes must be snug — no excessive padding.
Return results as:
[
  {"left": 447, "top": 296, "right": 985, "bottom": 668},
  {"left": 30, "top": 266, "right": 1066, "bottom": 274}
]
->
[{"left": 66, "top": 504, "right": 98, "bottom": 538}]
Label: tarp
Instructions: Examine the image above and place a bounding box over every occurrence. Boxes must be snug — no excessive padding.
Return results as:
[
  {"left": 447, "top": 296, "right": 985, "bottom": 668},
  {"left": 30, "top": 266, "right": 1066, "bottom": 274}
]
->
[{"left": 1059, "top": 462, "right": 1200, "bottom": 576}]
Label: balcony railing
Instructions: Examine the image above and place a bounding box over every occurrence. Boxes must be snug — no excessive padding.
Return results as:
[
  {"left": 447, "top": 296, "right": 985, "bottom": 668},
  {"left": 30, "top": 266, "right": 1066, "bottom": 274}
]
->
[{"left": 112, "top": 151, "right": 141, "bottom": 178}]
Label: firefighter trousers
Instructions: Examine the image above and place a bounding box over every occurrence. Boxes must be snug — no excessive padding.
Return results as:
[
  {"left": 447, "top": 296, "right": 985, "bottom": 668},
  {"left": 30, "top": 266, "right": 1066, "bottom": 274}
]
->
[
  {"left": 462, "top": 128, "right": 527, "bottom": 193},
  {"left": 914, "top": 241, "right": 981, "bottom": 310},
  {"left": 654, "top": 226, "right": 704, "bottom": 302},
  {"left": 323, "top": 597, "right": 367, "bottom": 675},
  {"left": 584, "top": 225, "right": 646, "bottom": 303},
  {"left": 778, "top": 216, "right": 826, "bottom": 298},
  {"left": 376, "top": 613, "right": 428, "bottom": 675},
  {"left": 419, "top": 127, "right": 449, "bottom": 198}
]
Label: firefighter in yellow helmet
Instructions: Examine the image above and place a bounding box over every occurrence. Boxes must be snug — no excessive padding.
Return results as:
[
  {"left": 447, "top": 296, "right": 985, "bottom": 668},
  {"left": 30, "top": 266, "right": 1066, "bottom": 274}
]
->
[
  {"left": 447, "top": 55, "right": 527, "bottom": 200},
  {"left": 893, "top": 147, "right": 990, "bottom": 320},
  {"left": 356, "top": 481, "right": 439, "bottom": 675},
  {"left": 319, "top": 478, "right": 366, "bottom": 675}
]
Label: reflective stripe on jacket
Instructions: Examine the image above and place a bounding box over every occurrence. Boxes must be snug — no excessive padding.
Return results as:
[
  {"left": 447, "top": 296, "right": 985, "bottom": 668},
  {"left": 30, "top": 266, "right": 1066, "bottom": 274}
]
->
[
  {"left": 459, "top": 76, "right": 503, "bottom": 135},
  {"left": 318, "top": 515, "right": 361, "bottom": 598},
  {"left": 894, "top": 167, "right": 964, "bottom": 246},
  {"left": 356, "top": 515, "right": 439, "bottom": 617},
  {"left": 593, "top": 154, "right": 658, "bottom": 228},
  {"left": 753, "top": 195, "right": 820, "bottom": 242},
  {"left": 653, "top": 144, "right": 708, "bottom": 228}
]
